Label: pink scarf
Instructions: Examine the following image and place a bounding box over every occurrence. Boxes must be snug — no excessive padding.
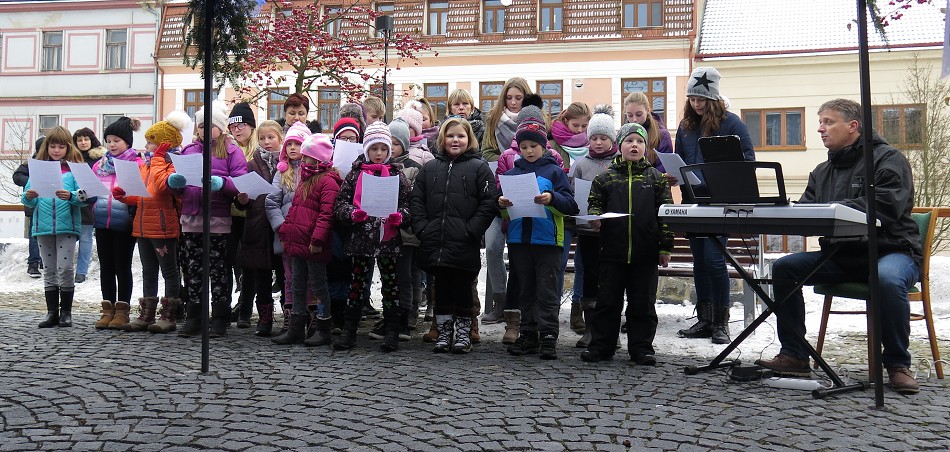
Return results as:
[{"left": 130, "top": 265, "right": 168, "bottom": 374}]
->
[
  {"left": 353, "top": 163, "right": 391, "bottom": 210},
  {"left": 551, "top": 121, "right": 589, "bottom": 148}
]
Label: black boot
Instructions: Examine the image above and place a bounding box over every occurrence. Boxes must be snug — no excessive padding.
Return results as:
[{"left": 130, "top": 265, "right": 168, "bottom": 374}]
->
[
  {"left": 333, "top": 305, "right": 362, "bottom": 350},
  {"left": 678, "top": 301, "right": 713, "bottom": 339},
  {"left": 304, "top": 317, "right": 332, "bottom": 347},
  {"left": 178, "top": 303, "right": 203, "bottom": 337},
  {"left": 38, "top": 289, "right": 59, "bottom": 328},
  {"left": 272, "top": 313, "right": 307, "bottom": 345},
  {"left": 255, "top": 302, "right": 274, "bottom": 337},
  {"left": 508, "top": 330, "right": 540, "bottom": 356},
  {"left": 58, "top": 289, "right": 74, "bottom": 327},
  {"left": 210, "top": 302, "right": 229, "bottom": 337},
  {"left": 237, "top": 294, "right": 254, "bottom": 328},
  {"left": 305, "top": 306, "right": 318, "bottom": 339},
  {"left": 711, "top": 305, "right": 731, "bottom": 344},
  {"left": 575, "top": 298, "right": 595, "bottom": 348},
  {"left": 380, "top": 306, "right": 401, "bottom": 352},
  {"left": 330, "top": 298, "right": 345, "bottom": 334}
]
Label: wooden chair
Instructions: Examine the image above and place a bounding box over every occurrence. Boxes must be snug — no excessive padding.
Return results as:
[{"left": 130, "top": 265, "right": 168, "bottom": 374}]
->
[{"left": 813, "top": 207, "right": 943, "bottom": 379}]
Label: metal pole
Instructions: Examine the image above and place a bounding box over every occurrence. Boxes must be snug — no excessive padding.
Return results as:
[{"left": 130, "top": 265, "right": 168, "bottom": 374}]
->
[
  {"left": 856, "top": 0, "right": 883, "bottom": 408},
  {"left": 200, "top": 0, "right": 214, "bottom": 374}
]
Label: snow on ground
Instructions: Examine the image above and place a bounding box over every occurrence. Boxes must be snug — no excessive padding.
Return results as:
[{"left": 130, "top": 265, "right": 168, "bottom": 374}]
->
[{"left": 1, "top": 239, "right": 947, "bottom": 367}]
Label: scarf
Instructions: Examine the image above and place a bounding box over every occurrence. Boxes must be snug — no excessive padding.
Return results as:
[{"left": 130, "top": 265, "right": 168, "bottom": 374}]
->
[
  {"left": 300, "top": 161, "right": 332, "bottom": 181},
  {"left": 551, "top": 121, "right": 589, "bottom": 148},
  {"left": 96, "top": 148, "right": 139, "bottom": 177},
  {"left": 588, "top": 143, "right": 619, "bottom": 160},
  {"left": 494, "top": 111, "right": 519, "bottom": 151},
  {"left": 353, "top": 163, "right": 391, "bottom": 210}
]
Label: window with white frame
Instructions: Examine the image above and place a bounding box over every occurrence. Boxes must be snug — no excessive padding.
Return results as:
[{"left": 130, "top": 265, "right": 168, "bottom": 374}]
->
[
  {"left": 742, "top": 108, "right": 806, "bottom": 150},
  {"left": 105, "top": 29, "right": 127, "bottom": 70},
  {"left": 428, "top": 1, "right": 449, "bottom": 35},
  {"left": 622, "top": 0, "right": 663, "bottom": 28},
  {"left": 621, "top": 77, "right": 666, "bottom": 115},
  {"left": 324, "top": 6, "right": 343, "bottom": 36},
  {"left": 536, "top": 80, "right": 563, "bottom": 117},
  {"left": 42, "top": 31, "right": 63, "bottom": 71},
  {"left": 102, "top": 115, "right": 125, "bottom": 132},
  {"left": 480, "top": 81, "right": 504, "bottom": 113},
  {"left": 483, "top": 0, "right": 505, "bottom": 34},
  {"left": 539, "top": 0, "right": 563, "bottom": 32},
  {"left": 318, "top": 87, "right": 342, "bottom": 132},
  {"left": 268, "top": 88, "right": 289, "bottom": 121},
  {"left": 38, "top": 115, "right": 60, "bottom": 137}
]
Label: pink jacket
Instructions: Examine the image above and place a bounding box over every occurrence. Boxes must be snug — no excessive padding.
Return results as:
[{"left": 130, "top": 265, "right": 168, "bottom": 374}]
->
[{"left": 277, "top": 165, "right": 342, "bottom": 262}]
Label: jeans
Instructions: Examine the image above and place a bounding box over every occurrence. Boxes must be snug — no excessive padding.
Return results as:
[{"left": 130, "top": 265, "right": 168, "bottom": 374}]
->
[
  {"left": 771, "top": 251, "right": 919, "bottom": 368},
  {"left": 291, "top": 257, "right": 329, "bottom": 317},
  {"left": 558, "top": 228, "right": 583, "bottom": 302},
  {"left": 27, "top": 217, "right": 40, "bottom": 265},
  {"left": 484, "top": 217, "right": 507, "bottom": 297},
  {"left": 75, "top": 224, "right": 94, "bottom": 276},
  {"left": 688, "top": 236, "right": 730, "bottom": 307}
]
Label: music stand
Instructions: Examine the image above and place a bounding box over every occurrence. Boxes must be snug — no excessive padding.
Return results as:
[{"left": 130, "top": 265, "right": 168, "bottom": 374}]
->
[{"left": 680, "top": 161, "right": 789, "bottom": 206}]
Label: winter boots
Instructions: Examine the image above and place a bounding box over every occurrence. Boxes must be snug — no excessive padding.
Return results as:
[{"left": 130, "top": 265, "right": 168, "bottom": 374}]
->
[
  {"left": 452, "top": 316, "right": 473, "bottom": 354},
  {"left": 380, "top": 306, "right": 401, "bottom": 352},
  {"left": 508, "top": 330, "right": 540, "bottom": 356},
  {"left": 502, "top": 309, "right": 521, "bottom": 345},
  {"left": 38, "top": 289, "right": 59, "bottom": 328},
  {"left": 58, "top": 290, "right": 73, "bottom": 327},
  {"left": 95, "top": 300, "right": 114, "bottom": 329},
  {"left": 539, "top": 332, "right": 558, "bottom": 360},
  {"left": 178, "top": 303, "right": 203, "bottom": 337},
  {"left": 678, "top": 301, "right": 713, "bottom": 339},
  {"left": 148, "top": 297, "right": 181, "bottom": 333},
  {"left": 304, "top": 317, "right": 332, "bottom": 347},
  {"left": 255, "top": 302, "right": 274, "bottom": 337},
  {"left": 432, "top": 315, "right": 454, "bottom": 353},
  {"left": 108, "top": 301, "right": 131, "bottom": 329},
  {"left": 422, "top": 319, "right": 439, "bottom": 343},
  {"left": 480, "top": 293, "right": 505, "bottom": 324},
  {"left": 122, "top": 297, "right": 159, "bottom": 332},
  {"left": 575, "top": 298, "right": 596, "bottom": 348},
  {"left": 570, "top": 302, "right": 586, "bottom": 334},
  {"left": 711, "top": 305, "right": 731, "bottom": 345},
  {"left": 209, "top": 302, "right": 229, "bottom": 337},
  {"left": 333, "top": 305, "right": 362, "bottom": 350},
  {"left": 272, "top": 313, "right": 307, "bottom": 345}
]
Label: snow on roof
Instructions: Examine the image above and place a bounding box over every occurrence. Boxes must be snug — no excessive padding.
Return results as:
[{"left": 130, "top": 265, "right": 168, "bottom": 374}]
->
[{"left": 698, "top": 0, "right": 945, "bottom": 57}]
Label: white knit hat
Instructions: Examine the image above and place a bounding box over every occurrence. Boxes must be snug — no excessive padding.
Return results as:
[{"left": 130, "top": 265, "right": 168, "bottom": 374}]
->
[{"left": 363, "top": 121, "right": 392, "bottom": 162}]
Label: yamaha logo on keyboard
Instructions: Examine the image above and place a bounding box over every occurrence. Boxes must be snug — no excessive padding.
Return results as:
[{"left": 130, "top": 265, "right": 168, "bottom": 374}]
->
[{"left": 663, "top": 207, "right": 688, "bottom": 215}]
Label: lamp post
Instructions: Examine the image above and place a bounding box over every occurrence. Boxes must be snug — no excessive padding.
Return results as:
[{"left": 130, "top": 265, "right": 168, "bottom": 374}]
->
[{"left": 375, "top": 14, "right": 394, "bottom": 122}]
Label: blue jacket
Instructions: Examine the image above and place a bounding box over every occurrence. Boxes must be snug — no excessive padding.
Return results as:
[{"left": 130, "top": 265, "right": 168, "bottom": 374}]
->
[
  {"left": 674, "top": 111, "right": 755, "bottom": 165},
  {"left": 21, "top": 171, "right": 86, "bottom": 237},
  {"left": 501, "top": 154, "right": 578, "bottom": 247}
]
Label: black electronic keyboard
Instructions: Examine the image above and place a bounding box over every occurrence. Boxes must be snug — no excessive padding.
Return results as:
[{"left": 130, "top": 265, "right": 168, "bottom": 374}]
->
[{"left": 658, "top": 203, "right": 880, "bottom": 237}]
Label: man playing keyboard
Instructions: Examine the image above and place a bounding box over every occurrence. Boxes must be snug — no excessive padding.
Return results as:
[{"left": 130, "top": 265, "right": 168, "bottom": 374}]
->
[{"left": 755, "top": 98, "right": 924, "bottom": 394}]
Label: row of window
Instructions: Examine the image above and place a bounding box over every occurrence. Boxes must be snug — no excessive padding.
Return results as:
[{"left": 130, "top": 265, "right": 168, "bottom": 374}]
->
[
  {"left": 310, "top": 0, "right": 664, "bottom": 37},
  {"left": 36, "top": 114, "right": 126, "bottom": 137},
  {"left": 741, "top": 105, "right": 923, "bottom": 150},
  {"left": 39, "top": 29, "right": 127, "bottom": 72}
]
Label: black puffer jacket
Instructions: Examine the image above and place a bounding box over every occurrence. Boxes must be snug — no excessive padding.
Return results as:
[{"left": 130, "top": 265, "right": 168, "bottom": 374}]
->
[
  {"left": 802, "top": 132, "right": 922, "bottom": 268},
  {"left": 411, "top": 148, "right": 498, "bottom": 273}
]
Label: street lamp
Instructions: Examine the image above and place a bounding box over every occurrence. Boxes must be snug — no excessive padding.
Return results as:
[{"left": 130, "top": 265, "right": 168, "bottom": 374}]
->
[{"left": 375, "top": 14, "right": 394, "bottom": 122}]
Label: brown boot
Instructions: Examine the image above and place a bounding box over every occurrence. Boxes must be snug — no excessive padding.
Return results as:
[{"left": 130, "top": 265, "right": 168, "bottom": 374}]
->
[
  {"left": 470, "top": 316, "right": 480, "bottom": 344},
  {"left": 122, "top": 297, "right": 158, "bottom": 332},
  {"left": 108, "top": 301, "right": 131, "bottom": 329},
  {"left": 570, "top": 302, "right": 586, "bottom": 334},
  {"left": 148, "top": 297, "right": 181, "bottom": 333},
  {"left": 754, "top": 353, "right": 811, "bottom": 378},
  {"left": 502, "top": 309, "right": 521, "bottom": 345},
  {"left": 470, "top": 282, "right": 481, "bottom": 343},
  {"left": 422, "top": 318, "right": 438, "bottom": 343},
  {"left": 886, "top": 367, "right": 920, "bottom": 394},
  {"left": 95, "top": 301, "right": 114, "bottom": 329}
]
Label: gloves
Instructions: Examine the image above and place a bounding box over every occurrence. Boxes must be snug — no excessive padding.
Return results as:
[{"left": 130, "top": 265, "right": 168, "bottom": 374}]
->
[
  {"left": 154, "top": 142, "right": 172, "bottom": 160},
  {"left": 210, "top": 176, "right": 224, "bottom": 192},
  {"left": 167, "top": 173, "right": 186, "bottom": 189},
  {"left": 351, "top": 209, "right": 368, "bottom": 223},
  {"left": 111, "top": 186, "right": 126, "bottom": 200},
  {"left": 76, "top": 189, "right": 88, "bottom": 203},
  {"left": 387, "top": 212, "right": 403, "bottom": 227}
]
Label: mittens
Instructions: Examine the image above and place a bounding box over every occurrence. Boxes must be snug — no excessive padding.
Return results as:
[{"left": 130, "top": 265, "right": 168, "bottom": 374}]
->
[
  {"left": 210, "top": 176, "right": 224, "bottom": 192},
  {"left": 387, "top": 212, "right": 403, "bottom": 227},
  {"left": 111, "top": 186, "right": 126, "bottom": 200},
  {"left": 167, "top": 173, "right": 186, "bottom": 189},
  {"left": 351, "top": 209, "right": 368, "bottom": 223}
]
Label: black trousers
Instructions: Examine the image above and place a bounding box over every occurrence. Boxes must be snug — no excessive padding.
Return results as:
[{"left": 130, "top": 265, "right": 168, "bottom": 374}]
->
[
  {"left": 432, "top": 267, "right": 476, "bottom": 317},
  {"left": 578, "top": 234, "right": 601, "bottom": 299},
  {"left": 587, "top": 262, "right": 659, "bottom": 358}
]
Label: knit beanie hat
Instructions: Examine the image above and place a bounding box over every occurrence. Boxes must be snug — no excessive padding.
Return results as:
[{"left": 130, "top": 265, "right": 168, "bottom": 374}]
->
[
  {"left": 396, "top": 108, "right": 423, "bottom": 136},
  {"left": 389, "top": 120, "right": 410, "bottom": 153},
  {"left": 145, "top": 111, "right": 191, "bottom": 148},
  {"left": 616, "top": 122, "right": 648, "bottom": 146},
  {"left": 195, "top": 100, "right": 229, "bottom": 133},
  {"left": 362, "top": 121, "right": 392, "bottom": 162},
  {"left": 300, "top": 133, "right": 334, "bottom": 163},
  {"left": 276, "top": 121, "right": 312, "bottom": 172},
  {"left": 104, "top": 116, "right": 140, "bottom": 149},
  {"left": 228, "top": 102, "right": 256, "bottom": 129},
  {"left": 587, "top": 113, "right": 616, "bottom": 142},
  {"left": 686, "top": 66, "right": 721, "bottom": 101},
  {"left": 515, "top": 105, "right": 547, "bottom": 148},
  {"left": 333, "top": 117, "right": 362, "bottom": 141}
]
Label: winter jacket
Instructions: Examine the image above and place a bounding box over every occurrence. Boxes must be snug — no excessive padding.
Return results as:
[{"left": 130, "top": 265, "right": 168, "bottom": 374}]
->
[
  {"left": 172, "top": 139, "right": 248, "bottom": 220},
  {"left": 333, "top": 155, "right": 412, "bottom": 257},
  {"left": 501, "top": 154, "right": 579, "bottom": 248},
  {"left": 496, "top": 139, "right": 567, "bottom": 186},
  {"left": 467, "top": 108, "right": 486, "bottom": 145},
  {"left": 119, "top": 149, "right": 181, "bottom": 240},
  {"left": 572, "top": 151, "right": 617, "bottom": 235},
  {"left": 265, "top": 159, "right": 301, "bottom": 255},
  {"left": 278, "top": 164, "right": 342, "bottom": 262},
  {"left": 411, "top": 148, "right": 498, "bottom": 273},
  {"left": 21, "top": 168, "right": 86, "bottom": 237},
  {"left": 648, "top": 112, "right": 674, "bottom": 173},
  {"left": 91, "top": 149, "right": 143, "bottom": 231},
  {"left": 237, "top": 148, "right": 280, "bottom": 269},
  {"left": 78, "top": 146, "right": 104, "bottom": 226},
  {"left": 802, "top": 132, "right": 923, "bottom": 269},
  {"left": 588, "top": 155, "right": 674, "bottom": 264},
  {"left": 13, "top": 154, "right": 35, "bottom": 217},
  {"left": 674, "top": 111, "right": 755, "bottom": 166},
  {"left": 407, "top": 139, "right": 435, "bottom": 167},
  {"left": 392, "top": 152, "right": 423, "bottom": 247}
]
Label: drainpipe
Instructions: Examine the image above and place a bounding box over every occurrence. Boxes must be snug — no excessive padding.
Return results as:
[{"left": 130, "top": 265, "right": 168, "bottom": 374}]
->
[{"left": 145, "top": 1, "right": 161, "bottom": 120}]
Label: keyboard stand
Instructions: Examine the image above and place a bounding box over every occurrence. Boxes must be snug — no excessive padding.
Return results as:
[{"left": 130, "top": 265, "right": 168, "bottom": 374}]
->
[{"left": 683, "top": 235, "right": 869, "bottom": 399}]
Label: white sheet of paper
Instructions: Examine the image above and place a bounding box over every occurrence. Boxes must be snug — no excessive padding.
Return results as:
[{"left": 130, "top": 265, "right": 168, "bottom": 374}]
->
[
  {"left": 232, "top": 172, "right": 279, "bottom": 199},
  {"left": 66, "top": 162, "right": 110, "bottom": 198},
  {"left": 499, "top": 173, "right": 547, "bottom": 219},
  {"left": 360, "top": 174, "right": 399, "bottom": 218},
  {"left": 333, "top": 141, "right": 363, "bottom": 178},
  {"left": 113, "top": 159, "right": 150, "bottom": 198},
  {"left": 655, "top": 152, "right": 702, "bottom": 185},
  {"left": 27, "top": 159, "right": 64, "bottom": 198},
  {"left": 573, "top": 178, "right": 592, "bottom": 226},
  {"left": 488, "top": 161, "right": 499, "bottom": 175},
  {"left": 169, "top": 153, "right": 204, "bottom": 187},
  {"left": 573, "top": 212, "right": 631, "bottom": 221}
]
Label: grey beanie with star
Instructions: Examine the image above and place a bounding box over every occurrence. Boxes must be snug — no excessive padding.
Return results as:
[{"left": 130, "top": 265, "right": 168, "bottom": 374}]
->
[{"left": 686, "top": 67, "right": 721, "bottom": 100}]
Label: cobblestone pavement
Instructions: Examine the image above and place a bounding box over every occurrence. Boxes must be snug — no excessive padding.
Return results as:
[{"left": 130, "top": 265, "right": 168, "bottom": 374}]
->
[{"left": 1, "top": 306, "right": 948, "bottom": 452}]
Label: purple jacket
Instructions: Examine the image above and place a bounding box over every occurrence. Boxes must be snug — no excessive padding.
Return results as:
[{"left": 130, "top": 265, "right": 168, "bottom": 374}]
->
[{"left": 173, "top": 139, "right": 248, "bottom": 218}]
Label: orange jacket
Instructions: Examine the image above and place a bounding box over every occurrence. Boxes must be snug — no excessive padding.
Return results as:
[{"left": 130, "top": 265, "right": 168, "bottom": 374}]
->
[{"left": 120, "top": 152, "right": 181, "bottom": 239}]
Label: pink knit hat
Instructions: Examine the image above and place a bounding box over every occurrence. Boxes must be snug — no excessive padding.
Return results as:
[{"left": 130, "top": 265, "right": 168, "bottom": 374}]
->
[
  {"left": 362, "top": 121, "right": 392, "bottom": 163},
  {"left": 396, "top": 108, "right": 423, "bottom": 136},
  {"left": 277, "top": 121, "right": 312, "bottom": 172},
  {"left": 301, "top": 133, "right": 333, "bottom": 163}
]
